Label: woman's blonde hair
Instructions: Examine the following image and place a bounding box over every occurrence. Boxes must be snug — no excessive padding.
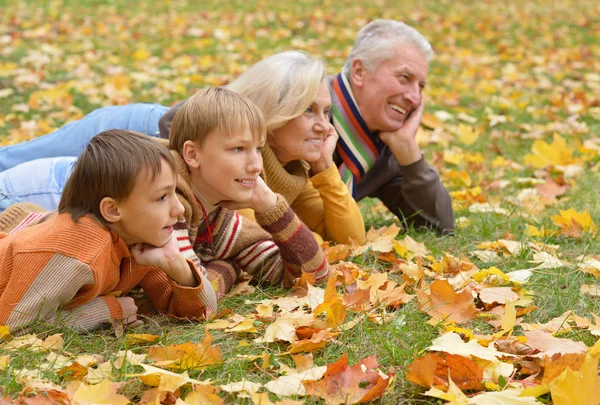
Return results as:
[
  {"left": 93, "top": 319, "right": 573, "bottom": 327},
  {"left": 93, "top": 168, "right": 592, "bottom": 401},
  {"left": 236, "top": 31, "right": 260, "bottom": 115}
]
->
[{"left": 227, "top": 51, "right": 326, "bottom": 133}]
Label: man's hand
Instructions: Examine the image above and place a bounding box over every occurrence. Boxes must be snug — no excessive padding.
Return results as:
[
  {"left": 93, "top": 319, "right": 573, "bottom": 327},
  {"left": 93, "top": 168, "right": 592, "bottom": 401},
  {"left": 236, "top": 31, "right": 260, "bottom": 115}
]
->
[
  {"left": 131, "top": 235, "right": 198, "bottom": 287},
  {"left": 116, "top": 296, "right": 143, "bottom": 327},
  {"left": 219, "top": 176, "right": 277, "bottom": 214},
  {"left": 309, "top": 124, "right": 338, "bottom": 175},
  {"left": 378, "top": 98, "right": 425, "bottom": 166}
]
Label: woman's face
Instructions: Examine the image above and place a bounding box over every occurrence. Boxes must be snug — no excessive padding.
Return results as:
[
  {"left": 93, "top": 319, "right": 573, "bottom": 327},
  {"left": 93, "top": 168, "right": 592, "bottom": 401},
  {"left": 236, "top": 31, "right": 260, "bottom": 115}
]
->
[{"left": 269, "top": 82, "right": 332, "bottom": 165}]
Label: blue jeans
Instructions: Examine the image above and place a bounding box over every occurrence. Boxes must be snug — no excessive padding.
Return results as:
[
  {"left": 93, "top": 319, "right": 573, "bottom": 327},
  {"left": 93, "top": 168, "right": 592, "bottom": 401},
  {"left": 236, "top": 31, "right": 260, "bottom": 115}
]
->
[
  {"left": 0, "top": 103, "right": 168, "bottom": 172},
  {"left": 0, "top": 157, "right": 76, "bottom": 211}
]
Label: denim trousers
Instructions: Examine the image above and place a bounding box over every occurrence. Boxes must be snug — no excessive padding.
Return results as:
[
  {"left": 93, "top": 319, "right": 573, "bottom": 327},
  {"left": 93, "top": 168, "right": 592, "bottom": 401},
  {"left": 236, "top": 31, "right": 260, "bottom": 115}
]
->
[
  {"left": 0, "top": 103, "right": 168, "bottom": 172},
  {"left": 0, "top": 103, "right": 168, "bottom": 212}
]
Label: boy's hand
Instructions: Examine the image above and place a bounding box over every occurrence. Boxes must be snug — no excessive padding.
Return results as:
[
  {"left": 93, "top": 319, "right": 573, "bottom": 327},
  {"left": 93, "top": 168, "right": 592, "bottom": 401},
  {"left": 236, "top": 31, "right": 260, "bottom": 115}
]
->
[
  {"left": 131, "top": 235, "right": 198, "bottom": 287},
  {"left": 309, "top": 124, "right": 338, "bottom": 175},
  {"left": 219, "top": 176, "right": 277, "bottom": 214},
  {"left": 116, "top": 297, "right": 143, "bottom": 327}
]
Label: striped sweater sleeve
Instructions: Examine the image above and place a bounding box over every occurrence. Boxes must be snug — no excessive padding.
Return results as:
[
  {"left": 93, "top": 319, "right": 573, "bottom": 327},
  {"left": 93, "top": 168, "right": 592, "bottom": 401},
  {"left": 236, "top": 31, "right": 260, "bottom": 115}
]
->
[
  {"left": 226, "top": 195, "right": 328, "bottom": 288},
  {"left": 0, "top": 249, "right": 122, "bottom": 334}
]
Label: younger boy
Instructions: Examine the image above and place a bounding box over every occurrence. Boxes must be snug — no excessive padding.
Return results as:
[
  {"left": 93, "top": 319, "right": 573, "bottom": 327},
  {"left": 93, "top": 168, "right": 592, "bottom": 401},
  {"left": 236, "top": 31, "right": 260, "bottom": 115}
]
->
[
  {"left": 0, "top": 130, "right": 217, "bottom": 334},
  {"left": 165, "top": 87, "right": 329, "bottom": 297}
]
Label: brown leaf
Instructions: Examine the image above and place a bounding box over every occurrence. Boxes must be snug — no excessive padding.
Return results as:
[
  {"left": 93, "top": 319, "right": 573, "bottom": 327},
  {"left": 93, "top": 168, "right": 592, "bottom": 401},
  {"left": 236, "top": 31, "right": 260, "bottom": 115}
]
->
[{"left": 514, "top": 360, "right": 541, "bottom": 376}]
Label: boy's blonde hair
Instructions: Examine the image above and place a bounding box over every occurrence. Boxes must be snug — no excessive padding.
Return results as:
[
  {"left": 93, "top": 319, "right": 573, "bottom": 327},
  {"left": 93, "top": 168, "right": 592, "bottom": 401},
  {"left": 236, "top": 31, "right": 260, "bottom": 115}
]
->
[
  {"left": 59, "top": 130, "right": 176, "bottom": 226},
  {"left": 227, "top": 51, "right": 326, "bottom": 133},
  {"left": 169, "top": 87, "right": 266, "bottom": 154}
]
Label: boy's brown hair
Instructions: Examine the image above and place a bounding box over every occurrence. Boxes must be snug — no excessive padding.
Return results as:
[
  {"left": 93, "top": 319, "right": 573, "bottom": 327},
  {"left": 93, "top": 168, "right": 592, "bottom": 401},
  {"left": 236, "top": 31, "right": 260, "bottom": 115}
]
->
[
  {"left": 58, "top": 130, "right": 176, "bottom": 225},
  {"left": 169, "top": 87, "right": 266, "bottom": 154}
]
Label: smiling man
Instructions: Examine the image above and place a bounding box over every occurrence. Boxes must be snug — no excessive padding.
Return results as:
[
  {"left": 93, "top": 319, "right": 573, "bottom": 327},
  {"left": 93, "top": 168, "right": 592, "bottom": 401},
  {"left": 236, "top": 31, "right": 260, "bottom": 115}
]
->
[{"left": 331, "top": 19, "right": 454, "bottom": 234}]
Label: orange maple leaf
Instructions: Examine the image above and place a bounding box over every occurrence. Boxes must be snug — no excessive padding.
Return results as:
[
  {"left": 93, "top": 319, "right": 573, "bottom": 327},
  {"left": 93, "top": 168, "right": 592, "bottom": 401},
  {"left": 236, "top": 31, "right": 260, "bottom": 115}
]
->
[
  {"left": 406, "top": 353, "right": 483, "bottom": 390},
  {"left": 303, "top": 353, "right": 391, "bottom": 405},
  {"left": 417, "top": 279, "right": 480, "bottom": 324}
]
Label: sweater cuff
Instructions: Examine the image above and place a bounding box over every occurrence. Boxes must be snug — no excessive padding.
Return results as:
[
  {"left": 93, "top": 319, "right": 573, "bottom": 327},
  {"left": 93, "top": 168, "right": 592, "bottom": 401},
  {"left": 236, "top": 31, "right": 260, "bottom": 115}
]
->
[
  {"left": 254, "top": 194, "right": 290, "bottom": 226},
  {"left": 309, "top": 165, "right": 341, "bottom": 187},
  {"left": 399, "top": 155, "right": 429, "bottom": 176},
  {"left": 103, "top": 295, "right": 124, "bottom": 320},
  {"left": 169, "top": 260, "right": 218, "bottom": 314}
]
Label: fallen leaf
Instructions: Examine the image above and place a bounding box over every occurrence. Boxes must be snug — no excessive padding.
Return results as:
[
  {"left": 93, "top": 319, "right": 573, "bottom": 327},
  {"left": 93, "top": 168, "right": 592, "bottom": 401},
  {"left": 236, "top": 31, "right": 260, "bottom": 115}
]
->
[
  {"left": 523, "top": 330, "right": 587, "bottom": 357},
  {"left": 406, "top": 353, "right": 483, "bottom": 390},
  {"left": 146, "top": 332, "right": 222, "bottom": 370},
  {"left": 549, "top": 354, "right": 600, "bottom": 405},
  {"left": 302, "top": 353, "right": 390, "bottom": 405},
  {"left": 417, "top": 279, "right": 480, "bottom": 324},
  {"left": 71, "top": 380, "right": 130, "bottom": 405}
]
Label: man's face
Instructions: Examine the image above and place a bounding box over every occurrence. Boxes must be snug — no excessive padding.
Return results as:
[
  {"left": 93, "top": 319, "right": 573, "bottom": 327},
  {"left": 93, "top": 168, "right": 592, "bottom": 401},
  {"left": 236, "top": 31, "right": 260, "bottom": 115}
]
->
[
  {"left": 190, "top": 126, "right": 264, "bottom": 205},
  {"left": 352, "top": 44, "right": 429, "bottom": 133},
  {"left": 114, "top": 159, "right": 184, "bottom": 247}
]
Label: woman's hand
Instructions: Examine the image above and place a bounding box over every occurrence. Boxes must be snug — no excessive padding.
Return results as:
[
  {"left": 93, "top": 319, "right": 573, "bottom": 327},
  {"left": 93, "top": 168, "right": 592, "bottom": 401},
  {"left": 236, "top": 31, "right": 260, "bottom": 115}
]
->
[
  {"left": 309, "top": 124, "right": 338, "bottom": 175},
  {"left": 131, "top": 235, "right": 198, "bottom": 287},
  {"left": 219, "top": 176, "right": 277, "bottom": 214}
]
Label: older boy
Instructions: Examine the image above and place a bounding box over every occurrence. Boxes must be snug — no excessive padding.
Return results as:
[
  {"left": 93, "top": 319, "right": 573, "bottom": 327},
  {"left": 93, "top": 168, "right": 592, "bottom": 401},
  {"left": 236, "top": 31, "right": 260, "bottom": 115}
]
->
[
  {"left": 165, "top": 87, "right": 328, "bottom": 297},
  {"left": 0, "top": 130, "right": 217, "bottom": 334}
]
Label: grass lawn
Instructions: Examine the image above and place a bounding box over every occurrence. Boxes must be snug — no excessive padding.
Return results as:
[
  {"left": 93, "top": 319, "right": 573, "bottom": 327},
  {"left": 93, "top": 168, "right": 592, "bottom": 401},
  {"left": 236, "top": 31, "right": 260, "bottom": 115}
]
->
[{"left": 1, "top": 0, "right": 599, "bottom": 403}]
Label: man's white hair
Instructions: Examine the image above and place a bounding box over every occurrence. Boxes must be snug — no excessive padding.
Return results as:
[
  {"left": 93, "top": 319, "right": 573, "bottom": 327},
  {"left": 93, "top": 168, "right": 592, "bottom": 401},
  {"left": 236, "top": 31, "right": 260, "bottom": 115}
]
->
[{"left": 341, "top": 19, "right": 433, "bottom": 78}]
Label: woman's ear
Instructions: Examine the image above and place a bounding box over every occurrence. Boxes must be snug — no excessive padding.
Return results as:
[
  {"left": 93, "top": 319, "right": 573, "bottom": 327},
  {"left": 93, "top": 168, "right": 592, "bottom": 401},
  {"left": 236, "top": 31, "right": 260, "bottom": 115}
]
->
[
  {"left": 351, "top": 59, "right": 365, "bottom": 88},
  {"left": 99, "top": 197, "right": 122, "bottom": 223},
  {"left": 183, "top": 140, "right": 201, "bottom": 169}
]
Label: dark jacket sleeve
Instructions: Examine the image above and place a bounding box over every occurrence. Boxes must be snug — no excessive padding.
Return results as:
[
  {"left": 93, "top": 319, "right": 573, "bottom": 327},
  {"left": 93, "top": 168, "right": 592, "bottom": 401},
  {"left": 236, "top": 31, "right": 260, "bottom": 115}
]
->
[
  {"left": 158, "top": 99, "right": 189, "bottom": 139},
  {"left": 354, "top": 148, "right": 454, "bottom": 234}
]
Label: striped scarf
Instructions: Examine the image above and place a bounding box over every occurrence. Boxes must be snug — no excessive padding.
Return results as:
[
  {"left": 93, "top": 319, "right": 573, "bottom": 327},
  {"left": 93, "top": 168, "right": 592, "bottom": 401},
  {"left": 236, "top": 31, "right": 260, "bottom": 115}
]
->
[{"left": 332, "top": 73, "right": 385, "bottom": 198}]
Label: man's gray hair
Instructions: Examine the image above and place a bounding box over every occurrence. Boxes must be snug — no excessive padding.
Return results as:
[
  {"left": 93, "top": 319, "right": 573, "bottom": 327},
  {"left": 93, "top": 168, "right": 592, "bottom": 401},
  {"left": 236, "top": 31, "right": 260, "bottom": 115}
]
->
[{"left": 342, "top": 19, "right": 433, "bottom": 78}]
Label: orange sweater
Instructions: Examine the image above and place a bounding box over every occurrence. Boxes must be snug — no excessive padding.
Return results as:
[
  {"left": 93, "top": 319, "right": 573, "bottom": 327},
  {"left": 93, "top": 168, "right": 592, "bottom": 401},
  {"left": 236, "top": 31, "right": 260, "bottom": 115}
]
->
[{"left": 0, "top": 213, "right": 211, "bottom": 334}]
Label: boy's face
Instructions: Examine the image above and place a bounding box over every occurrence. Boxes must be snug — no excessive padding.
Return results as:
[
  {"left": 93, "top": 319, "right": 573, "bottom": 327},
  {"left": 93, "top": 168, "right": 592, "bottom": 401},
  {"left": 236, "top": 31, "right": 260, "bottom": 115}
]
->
[
  {"left": 113, "top": 159, "right": 184, "bottom": 247},
  {"left": 189, "top": 125, "right": 264, "bottom": 205}
]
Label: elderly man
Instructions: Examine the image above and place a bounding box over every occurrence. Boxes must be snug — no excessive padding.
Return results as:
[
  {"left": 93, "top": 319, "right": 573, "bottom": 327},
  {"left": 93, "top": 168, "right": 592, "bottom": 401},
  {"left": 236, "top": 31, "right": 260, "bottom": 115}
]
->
[{"left": 330, "top": 19, "right": 453, "bottom": 234}]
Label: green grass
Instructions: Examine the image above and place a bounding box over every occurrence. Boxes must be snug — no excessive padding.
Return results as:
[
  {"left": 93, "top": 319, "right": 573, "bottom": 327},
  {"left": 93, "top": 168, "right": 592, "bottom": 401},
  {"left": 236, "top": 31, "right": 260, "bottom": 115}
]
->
[{"left": 1, "top": 0, "right": 600, "bottom": 403}]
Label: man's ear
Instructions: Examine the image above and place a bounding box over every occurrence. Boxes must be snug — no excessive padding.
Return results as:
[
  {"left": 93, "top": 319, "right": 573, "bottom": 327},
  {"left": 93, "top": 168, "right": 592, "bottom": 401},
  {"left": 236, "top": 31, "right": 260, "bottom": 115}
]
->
[
  {"left": 183, "top": 140, "right": 201, "bottom": 169},
  {"left": 99, "top": 197, "right": 122, "bottom": 224},
  {"left": 350, "top": 59, "right": 366, "bottom": 88}
]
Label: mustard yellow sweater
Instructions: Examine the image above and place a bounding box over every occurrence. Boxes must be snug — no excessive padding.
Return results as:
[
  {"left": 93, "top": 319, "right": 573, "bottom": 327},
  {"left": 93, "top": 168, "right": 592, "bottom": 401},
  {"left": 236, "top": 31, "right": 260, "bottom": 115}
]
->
[{"left": 239, "top": 146, "right": 365, "bottom": 245}]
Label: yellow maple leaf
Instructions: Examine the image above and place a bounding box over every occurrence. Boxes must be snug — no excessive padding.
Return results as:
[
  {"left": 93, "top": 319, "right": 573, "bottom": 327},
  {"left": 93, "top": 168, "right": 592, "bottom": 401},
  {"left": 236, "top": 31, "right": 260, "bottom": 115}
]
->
[
  {"left": 524, "top": 134, "right": 576, "bottom": 168},
  {"left": 549, "top": 354, "right": 600, "bottom": 405},
  {"left": 313, "top": 277, "right": 346, "bottom": 328},
  {"left": 551, "top": 208, "right": 598, "bottom": 237}
]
